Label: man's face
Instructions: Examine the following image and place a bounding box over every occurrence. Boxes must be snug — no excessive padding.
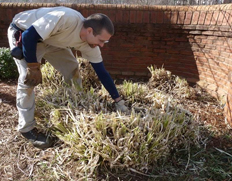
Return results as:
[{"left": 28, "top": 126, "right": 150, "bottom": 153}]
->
[{"left": 86, "top": 28, "right": 111, "bottom": 48}]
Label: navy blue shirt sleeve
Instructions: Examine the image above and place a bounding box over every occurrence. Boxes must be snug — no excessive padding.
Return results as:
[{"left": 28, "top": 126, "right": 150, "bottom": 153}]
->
[
  {"left": 90, "top": 62, "right": 120, "bottom": 100},
  {"left": 22, "top": 26, "right": 42, "bottom": 63}
]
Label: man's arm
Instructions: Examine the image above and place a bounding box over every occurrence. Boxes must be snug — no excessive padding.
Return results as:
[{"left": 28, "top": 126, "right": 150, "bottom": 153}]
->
[
  {"left": 22, "top": 26, "right": 43, "bottom": 86},
  {"left": 90, "top": 62, "right": 128, "bottom": 112},
  {"left": 90, "top": 62, "right": 120, "bottom": 100},
  {"left": 22, "top": 25, "right": 42, "bottom": 63}
]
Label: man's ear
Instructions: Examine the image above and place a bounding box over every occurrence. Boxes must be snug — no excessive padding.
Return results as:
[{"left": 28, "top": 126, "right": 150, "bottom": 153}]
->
[{"left": 87, "top": 27, "right": 93, "bottom": 35}]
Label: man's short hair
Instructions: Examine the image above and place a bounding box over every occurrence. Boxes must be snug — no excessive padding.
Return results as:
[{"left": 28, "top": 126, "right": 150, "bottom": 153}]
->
[{"left": 83, "top": 13, "right": 114, "bottom": 36}]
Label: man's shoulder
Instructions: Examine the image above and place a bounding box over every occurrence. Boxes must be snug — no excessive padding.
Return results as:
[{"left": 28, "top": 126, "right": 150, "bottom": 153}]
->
[
  {"left": 53, "top": 6, "right": 81, "bottom": 14},
  {"left": 55, "top": 7, "right": 84, "bottom": 20}
]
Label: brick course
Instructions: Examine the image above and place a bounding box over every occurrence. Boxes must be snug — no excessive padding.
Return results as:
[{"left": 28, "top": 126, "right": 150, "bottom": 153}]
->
[{"left": 0, "top": 3, "right": 232, "bottom": 124}]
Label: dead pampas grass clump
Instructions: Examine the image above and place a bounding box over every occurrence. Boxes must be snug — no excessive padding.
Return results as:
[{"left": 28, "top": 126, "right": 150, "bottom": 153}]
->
[
  {"left": 35, "top": 60, "right": 206, "bottom": 179},
  {"left": 148, "top": 65, "right": 194, "bottom": 99}
]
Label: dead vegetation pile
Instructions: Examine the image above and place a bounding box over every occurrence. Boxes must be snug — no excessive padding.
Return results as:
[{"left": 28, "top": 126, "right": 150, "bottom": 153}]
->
[
  {"left": 147, "top": 65, "right": 226, "bottom": 133},
  {"left": 28, "top": 58, "right": 227, "bottom": 180}
]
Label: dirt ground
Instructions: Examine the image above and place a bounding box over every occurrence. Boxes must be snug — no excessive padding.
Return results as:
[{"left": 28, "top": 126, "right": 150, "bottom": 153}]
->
[
  {"left": 0, "top": 79, "right": 232, "bottom": 180},
  {"left": 0, "top": 79, "right": 17, "bottom": 132}
]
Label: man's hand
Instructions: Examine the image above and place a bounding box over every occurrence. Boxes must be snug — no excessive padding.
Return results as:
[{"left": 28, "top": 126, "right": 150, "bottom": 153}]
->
[
  {"left": 115, "top": 99, "right": 128, "bottom": 112},
  {"left": 24, "top": 63, "right": 42, "bottom": 87}
]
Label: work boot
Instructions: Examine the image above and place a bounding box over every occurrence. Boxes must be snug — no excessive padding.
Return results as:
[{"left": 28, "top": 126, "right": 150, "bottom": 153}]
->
[{"left": 21, "top": 128, "right": 54, "bottom": 149}]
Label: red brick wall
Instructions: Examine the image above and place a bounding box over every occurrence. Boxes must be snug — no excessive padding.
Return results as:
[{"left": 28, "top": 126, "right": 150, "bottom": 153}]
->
[{"left": 0, "top": 3, "right": 232, "bottom": 124}]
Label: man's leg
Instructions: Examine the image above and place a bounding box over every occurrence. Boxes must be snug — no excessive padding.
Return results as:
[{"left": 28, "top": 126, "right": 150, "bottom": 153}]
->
[
  {"left": 7, "top": 26, "right": 36, "bottom": 133},
  {"left": 7, "top": 26, "right": 54, "bottom": 149},
  {"left": 43, "top": 47, "right": 82, "bottom": 88}
]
